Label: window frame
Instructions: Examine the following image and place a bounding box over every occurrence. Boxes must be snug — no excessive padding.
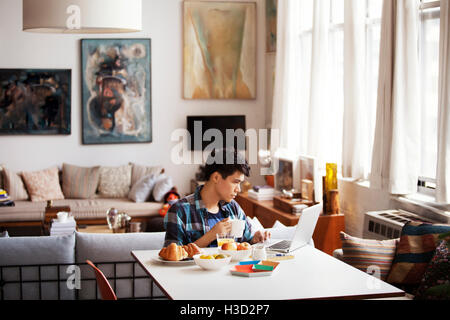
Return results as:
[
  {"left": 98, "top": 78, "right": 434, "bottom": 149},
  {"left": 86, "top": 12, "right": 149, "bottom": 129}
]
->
[{"left": 417, "top": 0, "right": 440, "bottom": 195}]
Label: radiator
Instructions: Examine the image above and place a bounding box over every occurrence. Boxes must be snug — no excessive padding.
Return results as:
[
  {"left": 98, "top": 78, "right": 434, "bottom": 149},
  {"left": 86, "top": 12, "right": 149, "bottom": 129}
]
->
[{"left": 363, "top": 209, "right": 437, "bottom": 240}]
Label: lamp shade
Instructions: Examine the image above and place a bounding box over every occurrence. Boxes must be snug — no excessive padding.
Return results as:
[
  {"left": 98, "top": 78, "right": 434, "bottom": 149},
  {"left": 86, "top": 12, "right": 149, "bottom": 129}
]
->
[{"left": 23, "top": 0, "right": 142, "bottom": 33}]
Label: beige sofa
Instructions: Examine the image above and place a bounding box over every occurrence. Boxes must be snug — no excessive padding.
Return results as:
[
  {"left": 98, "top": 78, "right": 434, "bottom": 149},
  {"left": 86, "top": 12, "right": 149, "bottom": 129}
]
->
[{"left": 0, "top": 163, "right": 169, "bottom": 228}]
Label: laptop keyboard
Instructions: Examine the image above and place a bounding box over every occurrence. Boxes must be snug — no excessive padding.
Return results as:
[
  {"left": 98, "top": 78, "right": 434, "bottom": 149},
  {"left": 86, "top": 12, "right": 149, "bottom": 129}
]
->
[{"left": 268, "top": 240, "right": 291, "bottom": 250}]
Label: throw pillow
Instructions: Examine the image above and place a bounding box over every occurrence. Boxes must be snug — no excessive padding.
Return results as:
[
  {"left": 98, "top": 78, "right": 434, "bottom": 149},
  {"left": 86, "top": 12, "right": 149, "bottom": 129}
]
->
[
  {"left": 340, "top": 232, "right": 399, "bottom": 281},
  {"left": 128, "top": 174, "right": 158, "bottom": 203},
  {"left": 130, "top": 163, "right": 164, "bottom": 187},
  {"left": 62, "top": 163, "right": 100, "bottom": 199},
  {"left": 21, "top": 167, "right": 65, "bottom": 202},
  {"left": 1, "top": 165, "right": 29, "bottom": 201},
  {"left": 152, "top": 175, "right": 173, "bottom": 202},
  {"left": 414, "top": 240, "right": 450, "bottom": 300},
  {"left": 387, "top": 221, "right": 450, "bottom": 286},
  {"left": 98, "top": 164, "right": 132, "bottom": 198}
]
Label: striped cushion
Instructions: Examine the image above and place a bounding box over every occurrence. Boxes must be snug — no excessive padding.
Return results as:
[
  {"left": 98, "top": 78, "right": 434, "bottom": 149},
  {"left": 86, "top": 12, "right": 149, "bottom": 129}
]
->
[
  {"left": 130, "top": 163, "right": 164, "bottom": 187},
  {"left": 340, "top": 232, "right": 399, "bottom": 281},
  {"left": 62, "top": 163, "right": 100, "bottom": 199},
  {"left": 1, "top": 165, "right": 29, "bottom": 201},
  {"left": 387, "top": 221, "right": 450, "bottom": 285}
]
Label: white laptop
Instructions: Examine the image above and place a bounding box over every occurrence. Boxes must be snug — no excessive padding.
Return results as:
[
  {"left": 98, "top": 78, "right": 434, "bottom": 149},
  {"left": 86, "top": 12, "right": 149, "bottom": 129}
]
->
[{"left": 266, "top": 203, "right": 323, "bottom": 253}]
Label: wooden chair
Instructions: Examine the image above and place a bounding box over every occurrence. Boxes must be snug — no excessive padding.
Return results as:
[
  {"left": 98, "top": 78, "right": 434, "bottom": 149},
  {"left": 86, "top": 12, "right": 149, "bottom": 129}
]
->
[{"left": 85, "top": 260, "right": 118, "bottom": 300}]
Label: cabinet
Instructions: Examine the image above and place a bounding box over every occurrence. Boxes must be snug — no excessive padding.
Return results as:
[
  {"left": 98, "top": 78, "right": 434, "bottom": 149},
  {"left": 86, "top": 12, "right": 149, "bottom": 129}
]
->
[{"left": 236, "top": 193, "right": 345, "bottom": 255}]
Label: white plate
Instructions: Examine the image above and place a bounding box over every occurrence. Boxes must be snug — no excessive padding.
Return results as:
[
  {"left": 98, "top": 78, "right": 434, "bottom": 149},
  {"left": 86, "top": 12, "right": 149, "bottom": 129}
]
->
[{"left": 151, "top": 255, "right": 196, "bottom": 265}]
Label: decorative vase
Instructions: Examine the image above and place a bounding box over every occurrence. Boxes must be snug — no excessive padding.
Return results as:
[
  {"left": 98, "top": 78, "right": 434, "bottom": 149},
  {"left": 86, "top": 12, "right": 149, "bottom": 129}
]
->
[{"left": 106, "top": 208, "right": 118, "bottom": 229}]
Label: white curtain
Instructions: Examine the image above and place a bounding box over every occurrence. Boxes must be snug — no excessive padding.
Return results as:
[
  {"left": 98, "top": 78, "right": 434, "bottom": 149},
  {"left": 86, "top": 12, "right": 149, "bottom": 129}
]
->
[
  {"left": 342, "top": 0, "right": 367, "bottom": 179},
  {"left": 307, "top": 0, "right": 331, "bottom": 163},
  {"left": 436, "top": 0, "right": 450, "bottom": 203},
  {"left": 270, "top": 0, "right": 301, "bottom": 154},
  {"left": 370, "top": 0, "right": 421, "bottom": 195}
]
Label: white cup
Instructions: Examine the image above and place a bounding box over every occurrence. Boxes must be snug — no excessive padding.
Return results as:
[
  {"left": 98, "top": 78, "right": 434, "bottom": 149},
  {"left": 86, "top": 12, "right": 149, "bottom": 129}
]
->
[
  {"left": 57, "top": 211, "right": 68, "bottom": 222},
  {"left": 230, "top": 219, "right": 245, "bottom": 238},
  {"left": 252, "top": 244, "right": 267, "bottom": 261}
]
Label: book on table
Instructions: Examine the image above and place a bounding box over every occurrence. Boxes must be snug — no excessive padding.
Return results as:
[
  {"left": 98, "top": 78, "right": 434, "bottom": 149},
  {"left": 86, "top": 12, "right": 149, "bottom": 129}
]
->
[
  {"left": 252, "top": 186, "right": 275, "bottom": 194},
  {"left": 248, "top": 189, "right": 274, "bottom": 201}
]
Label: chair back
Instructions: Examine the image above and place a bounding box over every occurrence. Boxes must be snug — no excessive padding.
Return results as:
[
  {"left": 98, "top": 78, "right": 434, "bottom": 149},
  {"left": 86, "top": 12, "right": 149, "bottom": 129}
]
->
[{"left": 85, "top": 260, "right": 118, "bottom": 300}]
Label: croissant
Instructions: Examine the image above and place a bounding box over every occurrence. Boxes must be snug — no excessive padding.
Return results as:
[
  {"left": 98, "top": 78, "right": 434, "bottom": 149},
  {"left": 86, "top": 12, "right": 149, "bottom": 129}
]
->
[
  {"left": 159, "top": 243, "right": 188, "bottom": 261},
  {"left": 182, "top": 243, "right": 202, "bottom": 258}
]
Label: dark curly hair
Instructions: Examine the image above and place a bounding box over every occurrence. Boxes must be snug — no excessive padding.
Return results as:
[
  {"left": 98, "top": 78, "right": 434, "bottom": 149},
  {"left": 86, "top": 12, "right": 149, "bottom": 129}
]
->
[{"left": 204, "top": 149, "right": 250, "bottom": 181}]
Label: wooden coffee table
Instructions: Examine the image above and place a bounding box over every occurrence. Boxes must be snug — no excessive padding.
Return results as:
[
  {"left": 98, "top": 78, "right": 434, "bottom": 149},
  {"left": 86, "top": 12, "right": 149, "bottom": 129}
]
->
[{"left": 76, "top": 225, "right": 113, "bottom": 234}]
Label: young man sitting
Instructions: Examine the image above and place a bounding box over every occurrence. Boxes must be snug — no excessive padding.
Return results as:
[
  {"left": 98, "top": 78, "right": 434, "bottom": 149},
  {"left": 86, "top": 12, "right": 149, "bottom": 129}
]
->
[{"left": 164, "top": 149, "right": 271, "bottom": 247}]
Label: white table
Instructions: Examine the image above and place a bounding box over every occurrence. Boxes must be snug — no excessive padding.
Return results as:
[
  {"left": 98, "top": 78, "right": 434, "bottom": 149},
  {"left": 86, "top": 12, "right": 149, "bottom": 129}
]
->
[{"left": 131, "top": 246, "right": 405, "bottom": 300}]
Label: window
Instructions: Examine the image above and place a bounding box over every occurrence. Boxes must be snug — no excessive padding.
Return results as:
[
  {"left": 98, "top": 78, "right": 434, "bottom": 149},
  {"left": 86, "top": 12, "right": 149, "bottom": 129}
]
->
[
  {"left": 293, "top": 0, "right": 382, "bottom": 174},
  {"left": 419, "top": 0, "right": 440, "bottom": 185}
]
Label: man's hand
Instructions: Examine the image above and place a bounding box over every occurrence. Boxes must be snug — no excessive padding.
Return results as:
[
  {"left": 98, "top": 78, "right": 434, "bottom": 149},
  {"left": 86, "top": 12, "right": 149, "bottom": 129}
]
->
[
  {"left": 251, "top": 230, "right": 271, "bottom": 244},
  {"left": 210, "top": 217, "right": 232, "bottom": 235},
  {"left": 195, "top": 218, "right": 232, "bottom": 248}
]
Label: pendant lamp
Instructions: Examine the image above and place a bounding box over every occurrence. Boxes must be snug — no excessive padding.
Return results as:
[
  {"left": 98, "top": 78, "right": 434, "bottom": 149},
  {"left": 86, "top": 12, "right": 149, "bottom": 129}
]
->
[{"left": 23, "top": 0, "right": 142, "bottom": 33}]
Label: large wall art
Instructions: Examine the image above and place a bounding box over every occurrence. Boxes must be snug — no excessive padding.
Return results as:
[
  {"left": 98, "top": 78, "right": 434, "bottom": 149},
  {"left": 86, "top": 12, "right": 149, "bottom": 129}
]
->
[
  {"left": 81, "top": 38, "right": 152, "bottom": 145},
  {"left": 183, "top": 1, "right": 256, "bottom": 100},
  {"left": 0, "top": 69, "right": 71, "bottom": 135}
]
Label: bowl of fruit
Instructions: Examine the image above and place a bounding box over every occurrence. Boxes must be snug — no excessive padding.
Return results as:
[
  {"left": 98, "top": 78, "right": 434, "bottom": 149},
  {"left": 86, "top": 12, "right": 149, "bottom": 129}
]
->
[
  {"left": 193, "top": 253, "right": 232, "bottom": 270},
  {"left": 218, "top": 242, "right": 252, "bottom": 261}
]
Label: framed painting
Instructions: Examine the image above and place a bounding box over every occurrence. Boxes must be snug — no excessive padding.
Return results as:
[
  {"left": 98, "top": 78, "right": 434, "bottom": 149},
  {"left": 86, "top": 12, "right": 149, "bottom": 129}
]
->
[
  {"left": 183, "top": 1, "right": 256, "bottom": 99},
  {"left": 265, "top": 0, "right": 277, "bottom": 53},
  {"left": 0, "top": 68, "right": 71, "bottom": 135},
  {"left": 81, "top": 38, "right": 152, "bottom": 145}
]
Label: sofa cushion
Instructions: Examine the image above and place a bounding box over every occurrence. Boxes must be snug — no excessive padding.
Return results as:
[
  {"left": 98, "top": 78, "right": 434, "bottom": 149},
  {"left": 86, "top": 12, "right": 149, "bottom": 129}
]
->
[
  {"left": 62, "top": 163, "right": 100, "bottom": 199},
  {"left": 0, "top": 233, "right": 76, "bottom": 300},
  {"left": 339, "top": 232, "right": 399, "bottom": 281},
  {"left": 0, "top": 233, "right": 75, "bottom": 265},
  {"left": 0, "top": 198, "right": 162, "bottom": 223},
  {"left": 98, "top": 165, "right": 132, "bottom": 198},
  {"left": 21, "top": 166, "right": 64, "bottom": 202},
  {"left": 128, "top": 174, "right": 158, "bottom": 203},
  {"left": 75, "top": 232, "right": 166, "bottom": 299},
  {"left": 75, "top": 231, "right": 166, "bottom": 263},
  {"left": 130, "top": 163, "right": 164, "bottom": 187},
  {"left": 1, "top": 165, "right": 29, "bottom": 201},
  {"left": 387, "top": 222, "right": 450, "bottom": 286},
  {"left": 414, "top": 240, "right": 450, "bottom": 300},
  {"left": 152, "top": 175, "right": 173, "bottom": 202}
]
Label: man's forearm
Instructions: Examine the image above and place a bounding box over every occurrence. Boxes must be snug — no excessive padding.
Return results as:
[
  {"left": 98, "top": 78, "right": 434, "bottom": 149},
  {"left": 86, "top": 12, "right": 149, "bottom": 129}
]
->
[{"left": 194, "top": 231, "right": 216, "bottom": 248}]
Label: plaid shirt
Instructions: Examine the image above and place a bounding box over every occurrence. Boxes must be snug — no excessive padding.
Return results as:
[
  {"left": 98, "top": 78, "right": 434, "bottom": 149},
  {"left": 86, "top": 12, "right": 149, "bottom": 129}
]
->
[{"left": 163, "top": 186, "right": 253, "bottom": 247}]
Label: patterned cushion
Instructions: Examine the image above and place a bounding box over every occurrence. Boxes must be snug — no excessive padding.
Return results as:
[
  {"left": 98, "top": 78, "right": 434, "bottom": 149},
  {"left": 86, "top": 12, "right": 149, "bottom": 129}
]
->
[
  {"left": 414, "top": 240, "right": 450, "bottom": 300},
  {"left": 387, "top": 222, "right": 450, "bottom": 285},
  {"left": 1, "top": 165, "right": 29, "bottom": 201},
  {"left": 340, "top": 232, "right": 399, "bottom": 281},
  {"left": 130, "top": 163, "right": 163, "bottom": 187},
  {"left": 98, "top": 165, "right": 132, "bottom": 198},
  {"left": 21, "top": 167, "right": 65, "bottom": 202},
  {"left": 62, "top": 163, "right": 100, "bottom": 199}
]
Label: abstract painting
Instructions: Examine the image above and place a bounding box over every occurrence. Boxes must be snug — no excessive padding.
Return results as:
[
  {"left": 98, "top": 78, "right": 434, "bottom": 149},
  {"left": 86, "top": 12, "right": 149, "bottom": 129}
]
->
[
  {"left": 81, "top": 38, "right": 152, "bottom": 144},
  {"left": 0, "top": 69, "right": 71, "bottom": 135},
  {"left": 183, "top": 1, "right": 256, "bottom": 99},
  {"left": 265, "top": 0, "right": 277, "bottom": 53}
]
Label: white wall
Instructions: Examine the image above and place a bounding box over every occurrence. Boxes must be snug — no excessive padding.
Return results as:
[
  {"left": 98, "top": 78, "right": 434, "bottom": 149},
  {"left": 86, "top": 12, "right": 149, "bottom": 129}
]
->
[{"left": 0, "top": 0, "right": 266, "bottom": 195}]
